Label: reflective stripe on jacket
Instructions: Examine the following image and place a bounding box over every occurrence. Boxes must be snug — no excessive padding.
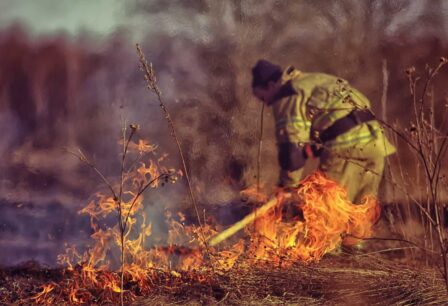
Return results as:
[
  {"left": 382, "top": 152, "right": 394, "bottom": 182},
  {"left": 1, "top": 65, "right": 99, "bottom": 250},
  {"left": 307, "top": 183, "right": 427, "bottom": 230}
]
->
[
  {"left": 272, "top": 67, "right": 310, "bottom": 144},
  {"left": 273, "top": 67, "right": 395, "bottom": 154}
]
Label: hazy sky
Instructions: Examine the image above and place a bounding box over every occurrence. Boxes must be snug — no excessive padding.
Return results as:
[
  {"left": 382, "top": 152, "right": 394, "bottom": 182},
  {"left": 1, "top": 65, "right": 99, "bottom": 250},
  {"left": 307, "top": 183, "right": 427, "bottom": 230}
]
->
[
  {"left": 0, "top": 1, "right": 445, "bottom": 42},
  {"left": 0, "top": 0, "right": 126, "bottom": 36}
]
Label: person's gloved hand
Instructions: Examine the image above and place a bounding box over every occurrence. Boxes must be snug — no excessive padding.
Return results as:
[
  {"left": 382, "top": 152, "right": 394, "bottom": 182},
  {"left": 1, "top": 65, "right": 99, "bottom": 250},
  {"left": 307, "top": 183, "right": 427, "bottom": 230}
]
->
[
  {"left": 275, "top": 184, "right": 301, "bottom": 201},
  {"left": 275, "top": 185, "right": 304, "bottom": 222}
]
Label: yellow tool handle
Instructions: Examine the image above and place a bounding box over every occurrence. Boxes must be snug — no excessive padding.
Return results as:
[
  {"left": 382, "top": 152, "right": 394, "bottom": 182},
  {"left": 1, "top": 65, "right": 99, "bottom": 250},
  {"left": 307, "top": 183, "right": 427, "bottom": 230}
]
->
[{"left": 208, "top": 197, "right": 279, "bottom": 247}]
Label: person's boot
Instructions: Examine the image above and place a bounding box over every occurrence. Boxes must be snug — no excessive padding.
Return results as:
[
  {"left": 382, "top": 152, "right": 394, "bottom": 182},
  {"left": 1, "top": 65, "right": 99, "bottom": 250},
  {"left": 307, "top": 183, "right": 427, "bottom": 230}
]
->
[{"left": 341, "top": 241, "right": 365, "bottom": 254}]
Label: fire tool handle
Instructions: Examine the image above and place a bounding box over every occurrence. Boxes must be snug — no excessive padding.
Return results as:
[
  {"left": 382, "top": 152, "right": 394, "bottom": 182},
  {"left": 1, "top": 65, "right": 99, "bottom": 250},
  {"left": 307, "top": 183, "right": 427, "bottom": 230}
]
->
[{"left": 208, "top": 197, "right": 279, "bottom": 247}]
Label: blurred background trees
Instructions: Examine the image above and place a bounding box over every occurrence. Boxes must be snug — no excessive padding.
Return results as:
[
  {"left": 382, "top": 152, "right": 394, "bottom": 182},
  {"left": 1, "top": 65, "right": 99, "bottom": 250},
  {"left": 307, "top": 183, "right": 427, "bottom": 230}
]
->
[{"left": 130, "top": 0, "right": 448, "bottom": 201}]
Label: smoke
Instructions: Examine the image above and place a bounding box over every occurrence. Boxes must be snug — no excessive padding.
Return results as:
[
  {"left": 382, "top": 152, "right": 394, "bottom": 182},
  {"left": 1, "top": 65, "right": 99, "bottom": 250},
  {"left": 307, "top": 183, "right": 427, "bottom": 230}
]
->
[
  {"left": 0, "top": 111, "right": 22, "bottom": 158},
  {"left": 0, "top": 27, "right": 155, "bottom": 266},
  {"left": 0, "top": 20, "right": 265, "bottom": 266}
]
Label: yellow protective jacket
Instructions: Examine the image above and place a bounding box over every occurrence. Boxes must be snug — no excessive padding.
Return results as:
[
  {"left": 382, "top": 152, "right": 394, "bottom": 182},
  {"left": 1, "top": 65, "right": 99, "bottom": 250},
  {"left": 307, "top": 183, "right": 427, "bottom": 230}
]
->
[{"left": 272, "top": 66, "right": 396, "bottom": 187}]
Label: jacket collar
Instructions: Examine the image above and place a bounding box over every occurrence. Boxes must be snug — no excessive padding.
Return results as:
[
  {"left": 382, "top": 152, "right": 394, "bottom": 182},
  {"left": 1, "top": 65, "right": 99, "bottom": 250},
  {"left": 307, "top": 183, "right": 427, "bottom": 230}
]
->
[
  {"left": 282, "top": 65, "right": 302, "bottom": 81},
  {"left": 270, "top": 66, "right": 302, "bottom": 103}
]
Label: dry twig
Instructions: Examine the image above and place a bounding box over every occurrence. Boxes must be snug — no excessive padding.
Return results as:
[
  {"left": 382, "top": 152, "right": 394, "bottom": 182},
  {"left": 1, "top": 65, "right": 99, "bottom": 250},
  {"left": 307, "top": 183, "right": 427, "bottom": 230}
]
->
[{"left": 136, "top": 44, "right": 213, "bottom": 267}]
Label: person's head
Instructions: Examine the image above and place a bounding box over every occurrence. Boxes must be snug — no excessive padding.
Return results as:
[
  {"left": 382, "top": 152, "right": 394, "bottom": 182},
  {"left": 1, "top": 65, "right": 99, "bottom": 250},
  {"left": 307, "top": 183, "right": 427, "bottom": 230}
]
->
[{"left": 251, "top": 59, "right": 283, "bottom": 104}]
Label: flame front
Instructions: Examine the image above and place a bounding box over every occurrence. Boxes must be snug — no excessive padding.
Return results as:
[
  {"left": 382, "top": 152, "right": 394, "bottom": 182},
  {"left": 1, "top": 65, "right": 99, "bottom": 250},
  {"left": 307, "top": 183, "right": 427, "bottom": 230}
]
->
[
  {"left": 246, "top": 172, "right": 380, "bottom": 264},
  {"left": 34, "top": 137, "right": 379, "bottom": 304}
]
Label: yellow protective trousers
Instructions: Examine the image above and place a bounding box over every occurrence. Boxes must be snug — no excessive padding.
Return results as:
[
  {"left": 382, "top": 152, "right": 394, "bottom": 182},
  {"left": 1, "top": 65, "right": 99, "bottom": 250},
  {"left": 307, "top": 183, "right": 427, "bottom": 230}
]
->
[{"left": 318, "top": 130, "right": 391, "bottom": 204}]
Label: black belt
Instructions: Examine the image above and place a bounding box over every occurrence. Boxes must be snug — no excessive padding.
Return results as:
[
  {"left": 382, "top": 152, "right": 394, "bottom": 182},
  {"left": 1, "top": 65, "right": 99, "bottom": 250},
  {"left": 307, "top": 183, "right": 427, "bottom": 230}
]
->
[{"left": 317, "top": 109, "right": 375, "bottom": 143}]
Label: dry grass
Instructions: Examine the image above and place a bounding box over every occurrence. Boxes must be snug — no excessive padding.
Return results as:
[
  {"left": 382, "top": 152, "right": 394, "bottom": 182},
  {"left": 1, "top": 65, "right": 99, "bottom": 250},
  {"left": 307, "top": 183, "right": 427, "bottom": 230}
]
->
[
  {"left": 2, "top": 248, "right": 446, "bottom": 305},
  {"left": 131, "top": 253, "right": 447, "bottom": 305}
]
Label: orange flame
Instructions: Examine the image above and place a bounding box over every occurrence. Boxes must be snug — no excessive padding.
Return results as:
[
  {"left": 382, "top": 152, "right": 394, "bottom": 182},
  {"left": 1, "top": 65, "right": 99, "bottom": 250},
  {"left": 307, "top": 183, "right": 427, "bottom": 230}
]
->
[
  {"left": 48, "top": 137, "right": 379, "bottom": 304},
  {"left": 54, "top": 138, "right": 180, "bottom": 302},
  {"left": 31, "top": 283, "right": 56, "bottom": 304},
  {"left": 246, "top": 171, "right": 380, "bottom": 264}
]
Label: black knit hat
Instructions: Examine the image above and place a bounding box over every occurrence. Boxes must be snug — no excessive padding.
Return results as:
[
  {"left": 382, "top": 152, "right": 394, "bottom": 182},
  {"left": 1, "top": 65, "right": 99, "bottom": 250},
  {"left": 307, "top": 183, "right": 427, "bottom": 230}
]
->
[{"left": 251, "top": 59, "right": 282, "bottom": 88}]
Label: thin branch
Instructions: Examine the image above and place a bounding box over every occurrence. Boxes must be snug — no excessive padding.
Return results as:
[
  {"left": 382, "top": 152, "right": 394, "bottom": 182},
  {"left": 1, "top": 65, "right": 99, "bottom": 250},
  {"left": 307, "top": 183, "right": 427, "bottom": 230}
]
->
[
  {"left": 419, "top": 60, "right": 447, "bottom": 119},
  {"left": 345, "top": 234, "right": 437, "bottom": 254},
  {"left": 66, "top": 148, "right": 117, "bottom": 199},
  {"left": 118, "top": 125, "right": 138, "bottom": 225},
  {"left": 136, "top": 44, "right": 213, "bottom": 265},
  {"left": 123, "top": 173, "right": 170, "bottom": 233},
  {"left": 371, "top": 115, "right": 420, "bottom": 152},
  {"left": 432, "top": 133, "right": 448, "bottom": 180},
  {"left": 356, "top": 246, "right": 425, "bottom": 257},
  {"left": 117, "top": 124, "right": 137, "bottom": 306},
  {"left": 256, "top": 103, "right": 265, "bottom": 192},
  {"left": 328, "top": 150, "right": 437, "bottom": 226}
]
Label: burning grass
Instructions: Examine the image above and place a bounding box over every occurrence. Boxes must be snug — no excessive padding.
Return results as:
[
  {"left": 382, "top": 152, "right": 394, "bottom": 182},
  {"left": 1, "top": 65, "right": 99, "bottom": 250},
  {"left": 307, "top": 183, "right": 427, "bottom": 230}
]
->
[
  {"left": 2, "top": 254, "right": 447, "bottom": 305},
  {"left": 3, "top": 132, "right": 445, "bottom": 305},
  {"left": 0, "top": 130, "right": 396, "bottom": 305},
  {"left": 4, "top": 99, "right": 447, "bottom": 305},
  {"left": 244, "top": 172, "right": 380, "bottom": 264},
  {"left": 3, "top": 165, "right": 395, "bottom": 305}
]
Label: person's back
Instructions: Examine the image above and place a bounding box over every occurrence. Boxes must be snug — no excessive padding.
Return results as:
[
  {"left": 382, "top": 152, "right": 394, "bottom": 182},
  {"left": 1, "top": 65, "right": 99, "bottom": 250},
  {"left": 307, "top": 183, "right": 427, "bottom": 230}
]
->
[
  {"left": 290, "top": 71, "right": 395, "bottom": 199},
  {"left": 251, "top": 59, "right": 396, "bottom": 204},
  {"left": 290, "top": 71, "right": 373, "bottom": 146}
]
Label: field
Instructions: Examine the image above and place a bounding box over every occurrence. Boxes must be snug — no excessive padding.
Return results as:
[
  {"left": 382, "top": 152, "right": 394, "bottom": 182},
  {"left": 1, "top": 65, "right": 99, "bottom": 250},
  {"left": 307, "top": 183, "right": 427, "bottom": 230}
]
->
[{"left": 1, "top": 1, "right": 448, "bottom": 305}]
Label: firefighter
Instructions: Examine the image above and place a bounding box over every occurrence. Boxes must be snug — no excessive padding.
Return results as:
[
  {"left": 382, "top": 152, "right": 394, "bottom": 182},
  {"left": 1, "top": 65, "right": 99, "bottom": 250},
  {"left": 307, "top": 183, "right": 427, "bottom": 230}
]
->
[{"left": 251, "top": 59, "right": 396, "bottom": 204}]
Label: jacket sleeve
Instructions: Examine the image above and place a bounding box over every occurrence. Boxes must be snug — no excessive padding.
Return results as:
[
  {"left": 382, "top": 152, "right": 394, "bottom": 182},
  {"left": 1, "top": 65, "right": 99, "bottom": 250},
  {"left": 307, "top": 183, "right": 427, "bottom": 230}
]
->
[
  {"left": 277, "top": 142, "right": 307, "bottom": 187},
  {"left": 273, "top": 90, "right": 310, "bottom": 187},
  {"left": 274, "top": 89, "right": 310, "bottom": 144}
]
